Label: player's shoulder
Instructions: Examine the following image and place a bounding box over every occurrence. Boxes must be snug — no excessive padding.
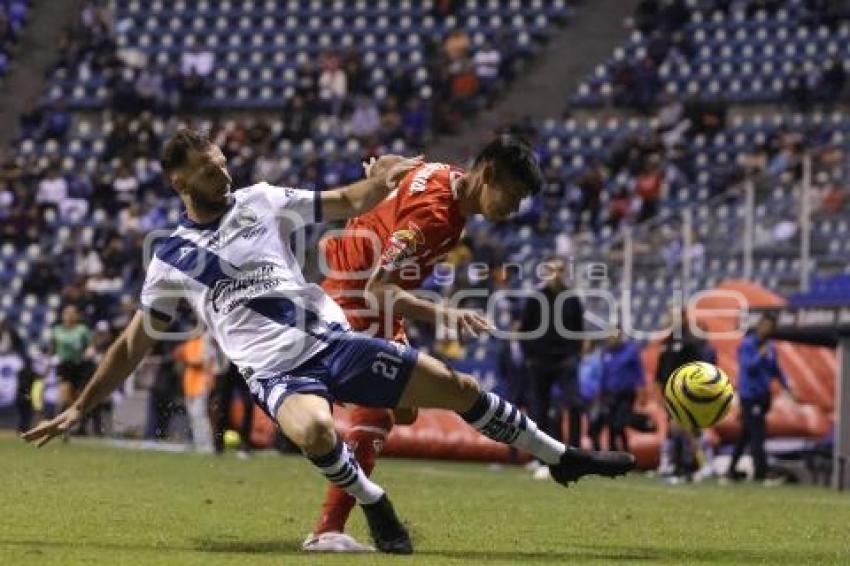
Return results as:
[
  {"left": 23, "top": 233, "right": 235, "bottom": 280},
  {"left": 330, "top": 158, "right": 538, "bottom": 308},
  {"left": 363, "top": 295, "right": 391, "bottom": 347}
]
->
[
  {"left": 146, "top": 225, "right": 196, "bottom": 279},
  {"left": 235, "top": 181, "right": 274, "bottom": 202},
  {"left": 401, "top": 162, "right": 465, "bottom": 202}
]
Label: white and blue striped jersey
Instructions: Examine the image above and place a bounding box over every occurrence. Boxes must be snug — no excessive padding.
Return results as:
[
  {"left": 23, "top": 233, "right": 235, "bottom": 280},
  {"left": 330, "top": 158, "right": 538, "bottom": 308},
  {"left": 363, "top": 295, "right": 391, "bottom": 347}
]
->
[{"left": 139, "top": 183, "right": 350, "bottom": 381}]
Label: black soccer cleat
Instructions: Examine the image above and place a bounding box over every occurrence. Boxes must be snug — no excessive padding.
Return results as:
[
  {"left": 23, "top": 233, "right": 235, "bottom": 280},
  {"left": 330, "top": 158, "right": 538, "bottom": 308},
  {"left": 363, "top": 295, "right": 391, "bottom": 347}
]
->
[
  {"left": 549, "top": 447, "right": 636, "bottom": 486},
  {"left": 360, "top": 494, "right": 413, "bottom": 554}
]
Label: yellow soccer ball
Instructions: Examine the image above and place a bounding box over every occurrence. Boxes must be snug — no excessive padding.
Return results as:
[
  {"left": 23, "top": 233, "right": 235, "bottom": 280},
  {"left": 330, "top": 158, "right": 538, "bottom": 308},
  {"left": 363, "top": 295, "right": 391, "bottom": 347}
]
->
[
  {"left": 223, "top": 429, "right": 241, "bottom": 449},
  {"left": 664, "top": 361, "right": 734, "bottom": 431}
]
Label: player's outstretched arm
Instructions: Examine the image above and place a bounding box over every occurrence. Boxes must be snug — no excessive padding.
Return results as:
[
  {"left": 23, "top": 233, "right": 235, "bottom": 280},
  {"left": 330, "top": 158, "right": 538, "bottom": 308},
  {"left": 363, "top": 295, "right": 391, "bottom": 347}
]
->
[
  {"left": 320, "top": 154, "right": 422, "bottom": 221},
  {"left": 21, "top": 310, "right": 165, "bottom": 447},
  {"left": 366, "top": 266, "right": 492, "bottom": 337}
]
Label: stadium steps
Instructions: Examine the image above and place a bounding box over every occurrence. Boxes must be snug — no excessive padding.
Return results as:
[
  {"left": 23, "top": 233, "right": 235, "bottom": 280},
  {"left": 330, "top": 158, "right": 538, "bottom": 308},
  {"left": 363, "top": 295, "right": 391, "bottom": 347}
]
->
[
  {"left": 0, "top": 0, "right": 84, "bottom": 145},
  {"left": 429, "top": 0, "right": 641, "bottom": 163}
]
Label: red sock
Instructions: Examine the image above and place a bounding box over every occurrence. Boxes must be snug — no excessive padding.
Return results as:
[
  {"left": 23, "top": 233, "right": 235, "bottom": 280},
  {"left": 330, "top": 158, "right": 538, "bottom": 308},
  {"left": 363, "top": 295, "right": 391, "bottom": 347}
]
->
[{"left": 312, "top": 408, "right": 393, "bottom": 534}]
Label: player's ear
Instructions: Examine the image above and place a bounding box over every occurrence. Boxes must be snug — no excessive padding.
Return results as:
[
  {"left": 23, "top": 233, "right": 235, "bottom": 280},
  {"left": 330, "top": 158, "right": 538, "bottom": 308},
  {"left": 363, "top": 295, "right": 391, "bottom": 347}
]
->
[{"left": 170, "top": 171, "right": 186, "bottom": 194}]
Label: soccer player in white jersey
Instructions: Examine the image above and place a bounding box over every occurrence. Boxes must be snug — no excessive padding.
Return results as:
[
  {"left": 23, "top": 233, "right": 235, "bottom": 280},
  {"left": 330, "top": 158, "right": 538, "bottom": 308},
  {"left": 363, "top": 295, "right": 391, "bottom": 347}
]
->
[{"left": 23, "top": 129, "right": 635, "bottom": 555}]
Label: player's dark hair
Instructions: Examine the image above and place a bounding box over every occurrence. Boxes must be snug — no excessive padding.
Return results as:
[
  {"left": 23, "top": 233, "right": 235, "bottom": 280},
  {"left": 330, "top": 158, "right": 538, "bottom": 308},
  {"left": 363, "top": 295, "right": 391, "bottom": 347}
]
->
[
  {"left": 473, "top": 135, "right": 543, "bottom": 196},
  {"left": 160, "top": 128, "right": 212, "bottom": 173}
]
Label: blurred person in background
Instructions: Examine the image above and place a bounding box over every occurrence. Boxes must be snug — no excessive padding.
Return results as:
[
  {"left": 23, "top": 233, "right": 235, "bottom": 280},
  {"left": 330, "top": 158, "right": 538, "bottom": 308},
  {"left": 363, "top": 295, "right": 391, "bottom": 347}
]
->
[
  {"left": 52, "top": 305, "right": 92, "bottom": 438},
  {"left": 144, "top": 341, "right": 180, "bottom": 441},
  {"left": 80, "top": 320, "right": 116, "bottom": 436},
  {"left": 30, "top": 342, "right": 60, "bottom": 422},
  {"left": 579, "top": 340, "right": 606, "bottom": 451},
  {"left": 174, "top": 330, "right": 215, "bottom": 453},
  {"left": 0, "top": 316, "right": 31, "bottom": 432},
  {"left": 654, "top": 307, "right": 714, "bottom": 483},
  {"left": 725, "top": 313, "right": 798, "bottom": 485},
  {"left": 600, "top": 327, "right": 645, "bottom": 453},
  {"left": 519, "top": 256, "right": 585, "bottom": 476},
  {"left": 211, "top": 358, "right": 254, "bottom": 459}
]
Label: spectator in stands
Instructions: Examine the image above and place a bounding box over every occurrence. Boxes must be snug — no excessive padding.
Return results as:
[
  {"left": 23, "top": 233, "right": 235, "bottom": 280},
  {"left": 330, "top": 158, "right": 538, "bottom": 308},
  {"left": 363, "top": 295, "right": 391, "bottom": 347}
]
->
[
  {"left": 253, "top": 144, "right": 286, "bottom": 185},
  {"left": 112, "top": 163, "right": 139, "bottom": 207},
  {"left": 635, "top": 153, "right": 665, "bottom": 222},
  {"left": 295, "top": 61, "right": 318, "bottom": 105},
  {"left": 433, "top": 0, "right": 459, "bottom": 18},
  {"left": 387, "top": 68, "right": 415, "bottom": 109},
  {"left": 607, "top": 186, "right": 632, "bottom": 231},
  {"left": 820, "top": 178, "right": 848, "bottom": 214},
  {"left": 280, "top": 94, "right": 313, "bottom": 142},
  {"left": 660, "top": 0, "right": 690, "bottom": 33},
  {"left": 785, "top": 64, "right": 815, "bottom": 112},
  {"left": 42, "top": 101, "right": 72, "bottom": 142},
  {"left": 634, "top": 0, "right": 661, "bottom": 35},
  {"left": 174, "top": 331, "right": 215, "bottom": 453},
  {"left": 519, "top": 257, "right": 585, "bottom": 456},
  {"left": 726, "top": 313, "right": 798, "bottom": 485},
  {"left": 474, "top": 41, "right": 502, "bottom": 102},
  {"left": 443, "top": 28, "right": 470, "bottom": 63},
  {"left": 633, "top": 57, "right": 661, "bottom": 113},
  {"left": 109, "top": 295, "right": 136, "bottom": 331},
  {"left": 179, "top": 68, "right": 206, "bottom": 114},
  {"left": 449, "top": 57, "right": 479, "bottom": 110},
  {"left": 402, "top": 99, "right": 428, "bottom": 147},
  {"left": 574, "top": 159, "right": 604, "bottom": 235},
  {"left": 819, "top": 58, "right": 846, "bottom": 106},
  {"left": 23, "top": 259, "right": 62, "bottom": 300},
  {"left": 318, "top": 51, "right": 347, "bottom": 118},
  {"left": 343, "top": 48, "right": 368, "bottom": 98},
  {"left": 612, "top": 61, "right": 637, "bottom": 108},
  {"left": 18, "top": 100, "right": 43, "bottom": 140},
  {"left": 380, "top": 97, "right": 404, "bottom": 140},
  {"left": 600, "top": 327, "right": 644, "bottom": 452},
  {"left": 161, "top": 64, "right": 183, "bottom": 115},
  {"left": 52, "top": 305, "right": 93, "bottom": 437},
  {"left": 349, "top": 96, "right": 381, "bottom": 139},
  {"left": 100, "top": 235, "right": 131, "bottom": 279},
  {"left": 37, "top": 164, "right": 69, "bottom": 209}
]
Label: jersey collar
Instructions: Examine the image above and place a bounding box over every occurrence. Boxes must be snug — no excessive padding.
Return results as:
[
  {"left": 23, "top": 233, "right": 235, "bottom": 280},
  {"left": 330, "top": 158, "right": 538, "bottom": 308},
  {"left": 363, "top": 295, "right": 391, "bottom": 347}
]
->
[{"left": 179, "top": 199, "right": 235, "bottom": 230}]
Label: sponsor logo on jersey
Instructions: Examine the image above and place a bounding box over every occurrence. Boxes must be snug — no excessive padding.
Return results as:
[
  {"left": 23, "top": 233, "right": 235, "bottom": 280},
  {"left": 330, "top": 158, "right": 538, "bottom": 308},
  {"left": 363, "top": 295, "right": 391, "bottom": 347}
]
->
[
  {"left": 381, "top": 222, "right": 426, "bottom": 269},
  {"left": 409, "top": 163, "right": 449, "bottom": 193},
  {"left": 209, "top": 262, "right": 287, "bottom": 314},
  {"left": 236, "top": 207, "right": 259, "bottom": 227}
]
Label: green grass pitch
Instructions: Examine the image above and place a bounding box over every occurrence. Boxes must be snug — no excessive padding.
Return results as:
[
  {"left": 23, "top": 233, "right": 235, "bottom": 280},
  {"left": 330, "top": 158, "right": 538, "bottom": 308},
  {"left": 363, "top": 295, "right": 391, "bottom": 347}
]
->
[{"left": 1, "top": 433, "right": 849, "bottom": 565}]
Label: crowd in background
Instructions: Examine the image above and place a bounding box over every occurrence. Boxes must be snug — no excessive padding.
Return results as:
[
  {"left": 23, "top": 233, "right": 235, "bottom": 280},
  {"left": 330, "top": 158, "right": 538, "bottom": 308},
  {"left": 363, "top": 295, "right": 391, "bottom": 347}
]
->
[
  {"left": 617, "top": 0, "right": 850, "bottom": 113},
  {"left": 0, "top": 1, "right": 28, "bottom": 77}
]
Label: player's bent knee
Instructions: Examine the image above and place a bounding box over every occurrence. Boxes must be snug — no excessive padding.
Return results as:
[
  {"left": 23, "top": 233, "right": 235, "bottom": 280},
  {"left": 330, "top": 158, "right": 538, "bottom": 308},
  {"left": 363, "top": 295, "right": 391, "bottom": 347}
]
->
[{"left": 299, "top": 413, "right": 337, "bottom": 456}]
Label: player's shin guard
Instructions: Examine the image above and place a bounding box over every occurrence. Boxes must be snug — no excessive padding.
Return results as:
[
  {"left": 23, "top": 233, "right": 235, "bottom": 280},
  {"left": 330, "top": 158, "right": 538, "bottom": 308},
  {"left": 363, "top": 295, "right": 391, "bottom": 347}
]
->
[
  {"left": 459, "top": 391, "right": 564, "bottom": 465},
  {"left": 308, "top": 438, "right": 385, "bottom": 505}
]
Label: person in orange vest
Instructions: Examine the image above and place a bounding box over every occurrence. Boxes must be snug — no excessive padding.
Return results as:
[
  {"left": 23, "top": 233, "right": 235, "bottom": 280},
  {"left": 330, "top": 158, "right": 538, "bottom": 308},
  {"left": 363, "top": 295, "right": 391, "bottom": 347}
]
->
[{"left": 174, "top": 331, "right": 215, "bottom": 453}]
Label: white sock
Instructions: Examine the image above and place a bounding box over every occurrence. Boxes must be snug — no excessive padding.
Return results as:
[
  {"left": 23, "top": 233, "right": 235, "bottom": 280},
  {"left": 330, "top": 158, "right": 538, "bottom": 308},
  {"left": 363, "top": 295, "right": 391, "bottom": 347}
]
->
[
  {"left": 460, "top": 391, "right": 565, "bottom": 465},
  {"left": 308, "top": 439, "right": 385, "bottom": 504}
]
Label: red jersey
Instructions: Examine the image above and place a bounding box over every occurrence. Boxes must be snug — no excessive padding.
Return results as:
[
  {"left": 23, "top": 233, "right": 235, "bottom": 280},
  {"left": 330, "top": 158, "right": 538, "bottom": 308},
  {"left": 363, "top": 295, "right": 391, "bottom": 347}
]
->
[{"left": 321, "top": 162, "right": 466, "bottom": 341}]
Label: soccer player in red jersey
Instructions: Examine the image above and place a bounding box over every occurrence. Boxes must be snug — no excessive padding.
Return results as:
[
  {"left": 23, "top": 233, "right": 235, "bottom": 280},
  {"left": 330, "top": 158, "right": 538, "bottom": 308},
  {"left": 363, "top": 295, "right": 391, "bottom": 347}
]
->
[{"left": 305, "top": 136, "right": 543, "bottom": 551}]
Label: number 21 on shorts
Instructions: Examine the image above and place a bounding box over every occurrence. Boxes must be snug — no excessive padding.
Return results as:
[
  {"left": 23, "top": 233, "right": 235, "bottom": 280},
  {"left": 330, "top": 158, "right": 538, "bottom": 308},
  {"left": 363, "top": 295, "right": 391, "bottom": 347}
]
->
[{"left": 372, "top": 350, "right": 403, "bottom": 380}]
